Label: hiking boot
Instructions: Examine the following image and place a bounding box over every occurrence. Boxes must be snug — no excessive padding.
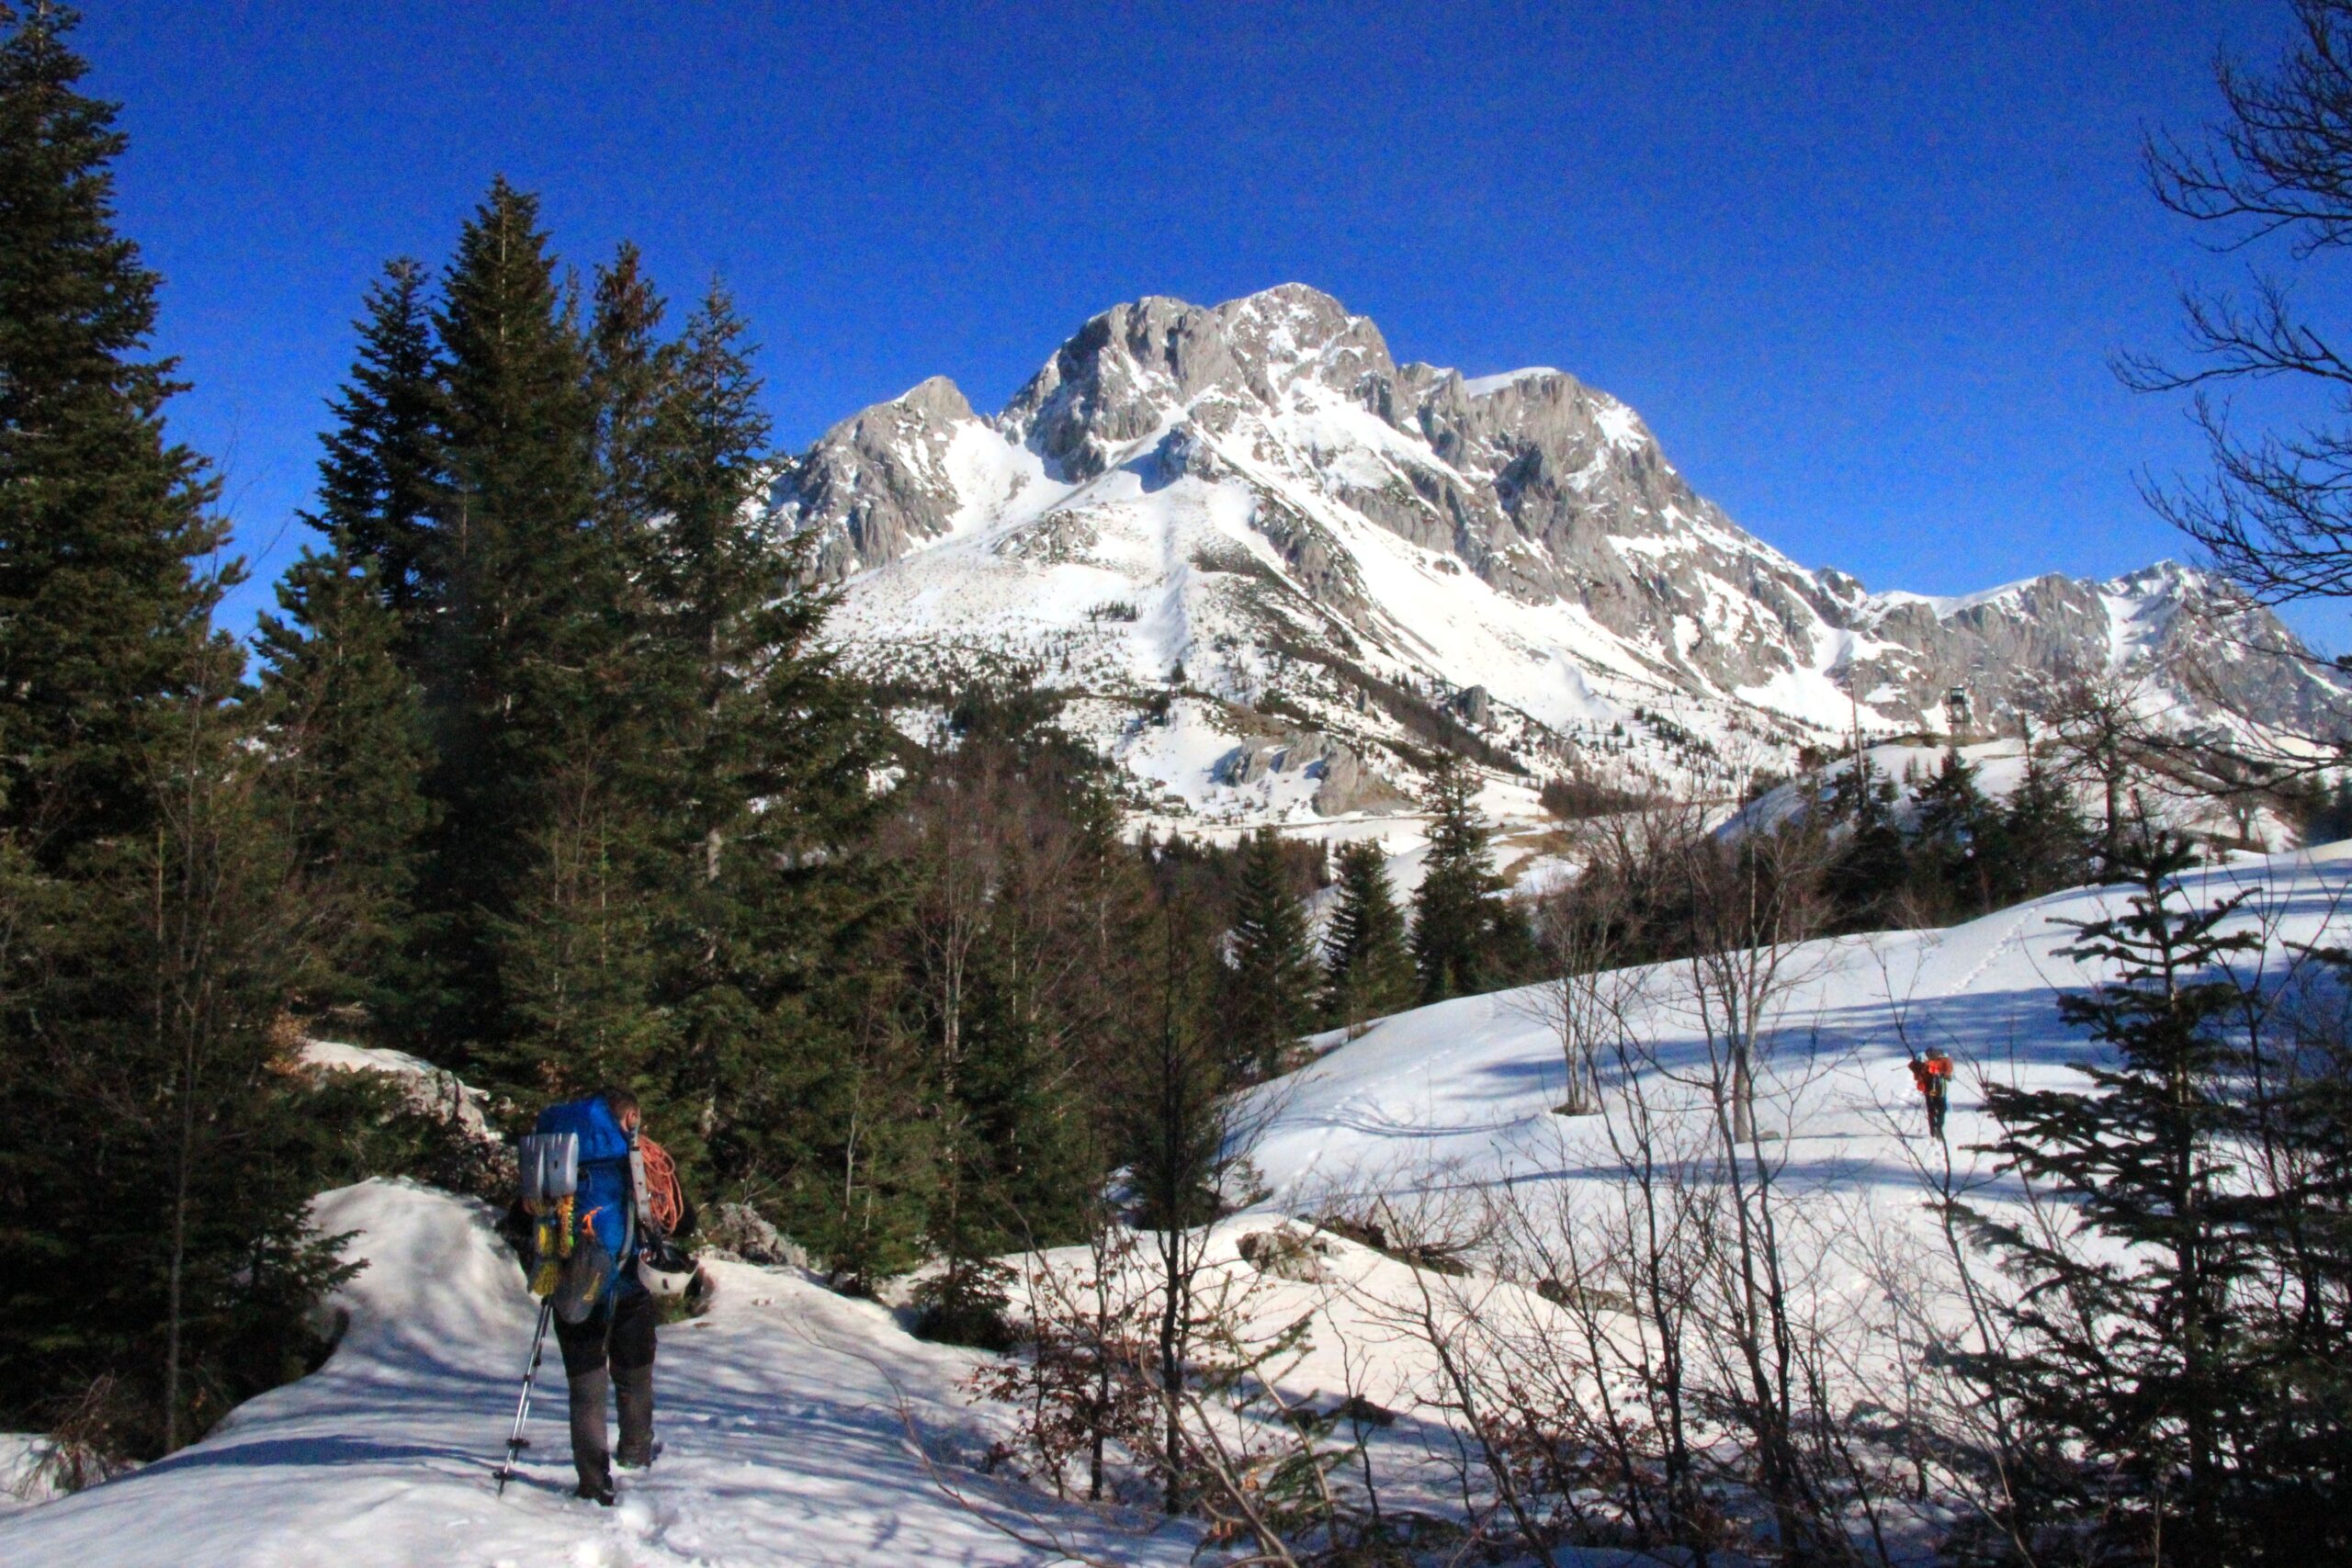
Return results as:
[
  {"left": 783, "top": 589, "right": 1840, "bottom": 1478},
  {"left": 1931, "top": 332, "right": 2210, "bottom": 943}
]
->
[
  {"left": 575, "top": 1476, "right": 616, "bottom": 1506},
  {"left": 615, "top": 1365, "right": 655, "bottom": 1469}
]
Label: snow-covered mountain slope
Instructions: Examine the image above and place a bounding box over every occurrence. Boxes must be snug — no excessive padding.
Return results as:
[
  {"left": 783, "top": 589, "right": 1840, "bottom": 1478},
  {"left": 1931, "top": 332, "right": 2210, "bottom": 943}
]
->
[
  {"left": 0, "top": 1181, "right": 1196, "bottom": 1568},
  {"left": 776, "top": 284, "right": 2351, "bottom": 820},
  {"left": 1245, "top": 840, "right": 2352, "bottom": 1209}
]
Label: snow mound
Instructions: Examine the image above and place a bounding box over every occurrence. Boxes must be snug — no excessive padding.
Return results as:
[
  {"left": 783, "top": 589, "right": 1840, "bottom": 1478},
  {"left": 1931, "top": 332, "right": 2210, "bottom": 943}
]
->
[
  {"left": 0, "top": 1180, "right": 1194, "bottom": 1567},
  {"left": 300, "top": 1038, "right": 495, "bottom": 1140},
  {"left": 0, "top": 1437, "right": 84, "bottom": 1516}
]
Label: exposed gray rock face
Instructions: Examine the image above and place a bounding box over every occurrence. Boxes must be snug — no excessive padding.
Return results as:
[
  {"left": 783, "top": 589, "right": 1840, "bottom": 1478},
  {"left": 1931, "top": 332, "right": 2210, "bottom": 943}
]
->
[
  {"left": 1000, "top": 286, "right": 1394, "bottom": 480},
  {"left": 1838, "top": 563, "right": 2350, "bottom": 737},
  {"left": 1212, "top": 726, "right": 1406, "bottom": 816},
  {"left": 1309, "top": 743, "right": 1408, "bottom": 817},
  {"left": 775, "top": 376, "right": 982, "bottom": 582},
  {"left": 1237, "top": 1225, "right": 1334, "bottom": 1283},
  {"left": 699, "top": 1201, "right": 813, "bottom": 1271}
]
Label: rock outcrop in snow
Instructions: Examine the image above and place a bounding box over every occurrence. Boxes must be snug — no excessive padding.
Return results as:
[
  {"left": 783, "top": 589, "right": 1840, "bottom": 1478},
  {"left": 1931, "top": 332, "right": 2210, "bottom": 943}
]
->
[{"left": 773, "top": 284, "right": 2351, "bottom": 817}]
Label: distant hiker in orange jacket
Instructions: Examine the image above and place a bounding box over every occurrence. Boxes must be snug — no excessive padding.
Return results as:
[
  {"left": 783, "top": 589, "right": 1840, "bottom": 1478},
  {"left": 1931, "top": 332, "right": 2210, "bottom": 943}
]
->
[{"left": 1908, "top": 1048, "right": 1953, "bottom": 1140}]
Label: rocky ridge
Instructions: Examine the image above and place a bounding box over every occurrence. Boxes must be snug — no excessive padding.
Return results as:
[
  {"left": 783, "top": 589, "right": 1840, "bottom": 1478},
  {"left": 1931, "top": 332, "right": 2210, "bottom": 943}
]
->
[{"left": 771, "top": 284, "right": 2351, "bottom": 820}]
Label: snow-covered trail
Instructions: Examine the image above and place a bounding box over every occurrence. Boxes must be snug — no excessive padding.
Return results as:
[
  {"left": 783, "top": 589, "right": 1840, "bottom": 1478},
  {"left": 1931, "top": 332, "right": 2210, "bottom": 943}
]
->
[{"left": 0, "top": 1181, "right": 1194, "bottom": 1568}]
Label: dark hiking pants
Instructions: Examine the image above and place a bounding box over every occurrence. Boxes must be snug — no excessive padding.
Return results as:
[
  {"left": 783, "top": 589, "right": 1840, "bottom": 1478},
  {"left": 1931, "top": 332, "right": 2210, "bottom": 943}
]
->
[
  {"left": 1926, "top": 1089, "right": 1947, "bottom": 1141},
  {"left": 556, "top": 1287, "right": 658, "bottom": 1490}
]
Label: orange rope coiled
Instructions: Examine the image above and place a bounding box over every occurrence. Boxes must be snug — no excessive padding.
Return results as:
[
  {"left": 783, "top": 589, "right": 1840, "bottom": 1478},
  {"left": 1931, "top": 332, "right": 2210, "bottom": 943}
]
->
[{"left": 640, "top": 1135, "right": 684, "bottom": 1235}]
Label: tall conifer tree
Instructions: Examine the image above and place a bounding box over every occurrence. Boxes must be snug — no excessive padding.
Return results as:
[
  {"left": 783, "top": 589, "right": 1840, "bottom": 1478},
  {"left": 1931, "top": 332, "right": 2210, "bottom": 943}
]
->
[
  {"left": 1961, "top": 829, "right": 2264, "bottom": 1562},
  {"left": 254, "top": 258, "right": 446, "bottom": 1029},
  {"left": 421, "top": 177, "right": 608, "bottom": 1060},
  {"left": 1411, "top": 755, "right": 1521, "bottom": 1002},
  {"left": 473, "top": 242, "right": 679, "bottom": 1100},
  {"left": 1997, "top": 731, "right": 2092, "bottom": 904},
  {"left": 0, "top": 4, "right": 348, "bottom": 1455},
  {"left": 635, "top": 285, "right": 892, "bottom": 1199},
  {"left": 1911, "top": 746, "right": 1996, "bottom": 915},
  {"left": 1223, "top": 828, "right": 1318, "bottom": 1077},
  {"left": 253, "top": 541, "right": 435, "bottom": 1026},
  {"left": 314, "top": 258, "right": 442, "bottom": 639},
  {"left": 0, "top": 1, "right": 226, "bottom": 854},
  {"left": 587, "top": 243, "right": 666, "bottom": 544},
  {"left": 1825, "top": 750, "right": 1905, "bottom": 926},
  {"left": 1323, "top": 839, "right": 1413, "bottom": 1028}
]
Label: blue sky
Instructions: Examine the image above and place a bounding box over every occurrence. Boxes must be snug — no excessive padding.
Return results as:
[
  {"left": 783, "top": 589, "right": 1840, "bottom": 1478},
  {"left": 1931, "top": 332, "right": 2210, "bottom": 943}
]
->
[{"left": 74, "top": 1, "right": 2336, "bottom": 646}]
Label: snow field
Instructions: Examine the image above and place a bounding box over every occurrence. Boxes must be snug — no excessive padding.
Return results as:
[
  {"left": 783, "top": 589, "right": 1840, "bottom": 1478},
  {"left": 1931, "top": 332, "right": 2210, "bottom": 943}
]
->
[
  {"left": 1250, "top": 842, "right": 2352, "bottom": 1211},
  {"left": 1216, "top": 844, "right": 2352, "bottom": 1483},
  {"left": 981, "top": 843, "right": 2352, "bottom": 1555}
]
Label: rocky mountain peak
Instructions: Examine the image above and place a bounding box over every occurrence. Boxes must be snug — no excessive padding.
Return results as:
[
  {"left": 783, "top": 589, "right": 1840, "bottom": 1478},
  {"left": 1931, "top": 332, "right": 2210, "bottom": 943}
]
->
[
  {"left": 775, "top": 374, "right": 989, "bottom": 580},
  {"left": 998, "top": 284, "right": 1394, "bottom": 479},
  {"left": 773, "top": 284, "right": 2351, "bottom": 818}
]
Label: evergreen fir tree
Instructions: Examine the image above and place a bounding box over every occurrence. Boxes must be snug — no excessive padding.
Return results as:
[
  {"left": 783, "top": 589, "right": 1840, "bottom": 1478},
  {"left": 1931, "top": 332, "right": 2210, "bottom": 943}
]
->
[
  {"left": 69, "top": 652, "right": 356, "bottom": 1454},
  {"left": 586, "top": 243, "right": 666, "bottom": 541},
  {"left": 2297, "top": 774, "right": 2352, "bottom": 847},
  {"left": 419, "top": 176, "right": 614, "bottom": 1062},
  {"left": 253, "top": 539, "right": 435, "bottom": 1027},
  {"left": 0, "top": 1, "right": 226, "bottom": 854},
  {"left": 254, "top": 261, "right": 447, "bottom": 1031},
  {"left": 915, "top": 832, "right": 1096, "bottom": 1348},
  {"left": 1322, "top": 838, "right": 1414, "bottom": 1029},
  {"left": 631, "top": 285, "right": 897, "bottom": 1232},
  {"left": 1119, "top": 867, "right": 1241, "bottom": 1513},
  {"left": 1223, "top": 828, "right": 1319, "bottom": 1077},
  {"left": 1910, "top": 746, "right": 1995, "bottom": 915},
  {"left": 466, "top": 240, "right": 682, "bottom": 1103},
  {"left": 1996, "top": 729, "right": 2092, "bottom": 904},
  {"left": 1959, "top": 828, "right": 2264, "bottom": 1562},
  {"left": 313, "top": 257, "right": 442, "bottom": 641},
  {"left": 1826, "top": 744, "right": 1896, "bottom": 832},
  {"left": 1824, "top": 750, "right": 1905, "bottom": 926},
  {"left": 490, "top": 752, "right": 670, "bottom": 1097},
  {"left": 2226, "top": 941, "right": 2352, "bottom": 1556},
  {"left": 1411, "top": 754, "right": 1526, "bottom": 1002},
  {"left": 0, "top": 5, "right": 349, "bottom": 1454}
]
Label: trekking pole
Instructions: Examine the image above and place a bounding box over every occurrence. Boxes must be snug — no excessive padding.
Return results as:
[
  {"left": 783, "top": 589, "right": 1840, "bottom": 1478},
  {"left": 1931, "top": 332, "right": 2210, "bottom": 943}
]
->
[{"left": 494, "top": 1298, "right": 556, "bottom": 1495}]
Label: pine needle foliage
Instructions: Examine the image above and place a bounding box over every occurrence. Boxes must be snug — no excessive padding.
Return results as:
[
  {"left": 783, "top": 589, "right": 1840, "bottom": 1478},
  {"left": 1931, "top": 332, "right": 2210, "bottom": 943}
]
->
[
  {"left": 0, "top": 4, "right": 353, "bottom": 1457},
  {"left": 1223, "top": 828, "right": 1319, "bottom": 1078},
  {"left": 1322, "top": 839, "right": 1413, "bottom": 1030},
  {"left": 312, "top": 258, "right": 443, "bottom": 640},
  {"left": 1960, "top": 827, "right": 2285, "bottom": 1562},
  {"left": 1410, "top": 754, "right": 1530, "bottom": 1002}
]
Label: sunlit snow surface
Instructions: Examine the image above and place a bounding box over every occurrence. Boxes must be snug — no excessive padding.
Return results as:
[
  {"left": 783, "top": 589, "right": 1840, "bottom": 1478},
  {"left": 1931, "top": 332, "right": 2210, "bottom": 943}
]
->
[
  {"left": 1247, "top": 841, "right": 2352, "bottom": 1209},
  {"left": 0, "top": 1182, "right": 1197, "bottom": 1568}
]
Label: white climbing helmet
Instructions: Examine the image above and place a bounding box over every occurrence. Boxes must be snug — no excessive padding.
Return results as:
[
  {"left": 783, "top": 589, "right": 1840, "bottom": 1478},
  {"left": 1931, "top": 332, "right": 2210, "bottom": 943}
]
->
[{"left": 636, "top": 1238, "right": 702, "bottom": 1300}]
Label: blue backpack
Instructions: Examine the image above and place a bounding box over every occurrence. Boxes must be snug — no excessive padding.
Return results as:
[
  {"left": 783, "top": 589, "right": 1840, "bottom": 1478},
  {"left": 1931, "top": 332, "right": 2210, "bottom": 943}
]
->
[{"left": 533, "top": 1097, "right": 641, "bottom": 1314}]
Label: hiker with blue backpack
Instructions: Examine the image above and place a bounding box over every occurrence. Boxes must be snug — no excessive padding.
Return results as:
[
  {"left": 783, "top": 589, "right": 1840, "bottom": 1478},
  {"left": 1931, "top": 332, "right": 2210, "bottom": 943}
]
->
[{"left": 505, "top": 1088, "right": 701, "bottom": 1504}]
